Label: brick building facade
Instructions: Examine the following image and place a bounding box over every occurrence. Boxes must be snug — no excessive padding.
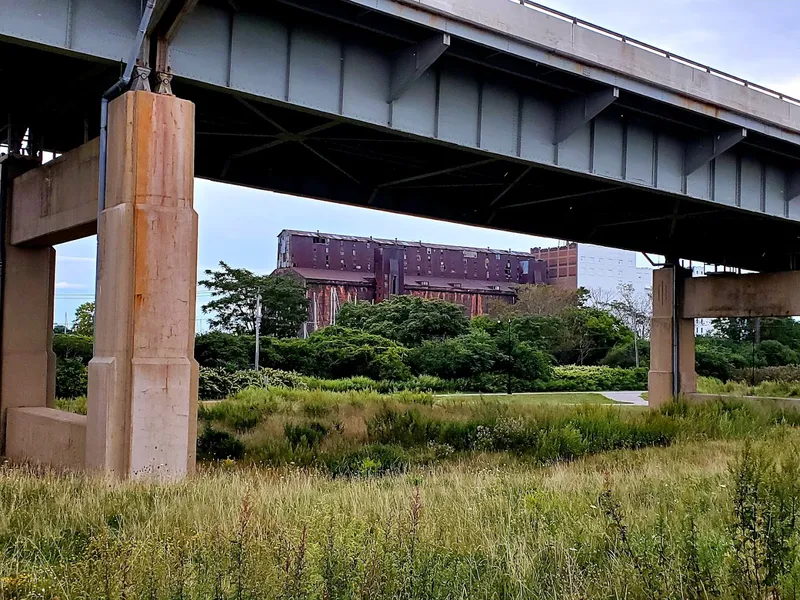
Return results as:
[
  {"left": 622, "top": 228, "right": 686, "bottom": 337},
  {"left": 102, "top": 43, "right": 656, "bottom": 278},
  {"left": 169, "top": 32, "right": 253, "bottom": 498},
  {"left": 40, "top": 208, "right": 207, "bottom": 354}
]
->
[{"left": 274, "top": 230, "right": 548, "bottom": 333}]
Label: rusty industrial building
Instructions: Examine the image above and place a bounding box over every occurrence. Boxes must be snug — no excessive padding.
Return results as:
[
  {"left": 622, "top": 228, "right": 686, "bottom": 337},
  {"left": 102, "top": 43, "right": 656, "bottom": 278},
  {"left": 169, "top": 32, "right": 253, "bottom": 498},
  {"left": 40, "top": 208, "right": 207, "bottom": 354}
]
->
[{"left": 274, "top": 230, "right": 550, "bottom": 333}]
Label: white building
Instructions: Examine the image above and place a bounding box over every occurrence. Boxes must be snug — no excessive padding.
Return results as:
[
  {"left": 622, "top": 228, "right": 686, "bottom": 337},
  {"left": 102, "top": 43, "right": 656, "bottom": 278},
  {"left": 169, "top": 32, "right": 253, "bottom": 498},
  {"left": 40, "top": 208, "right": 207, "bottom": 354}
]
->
[
  {"left": 576, "top": 244, "right": 652, "bottom": 301},
  {"left": 533, "top": 242, "right": 652, "bottom": 302}
]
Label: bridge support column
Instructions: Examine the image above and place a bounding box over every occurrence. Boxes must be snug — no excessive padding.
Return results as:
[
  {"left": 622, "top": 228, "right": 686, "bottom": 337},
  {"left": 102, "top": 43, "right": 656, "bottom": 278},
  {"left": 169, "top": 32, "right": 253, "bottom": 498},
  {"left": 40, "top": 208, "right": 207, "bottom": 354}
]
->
[
  {"left": 0, "top": 156, "right": 57, "bottom": 451},
  {"left": 648, "top": 266, "right": 696, "bottom": 408},
  {"left": 87, "top": 91, "right": 198, "bottom": 479}
]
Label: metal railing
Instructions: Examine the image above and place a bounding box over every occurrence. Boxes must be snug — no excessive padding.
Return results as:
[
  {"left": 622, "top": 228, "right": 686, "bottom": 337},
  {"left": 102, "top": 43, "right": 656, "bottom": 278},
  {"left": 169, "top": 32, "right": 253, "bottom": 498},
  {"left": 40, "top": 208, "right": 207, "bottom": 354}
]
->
[{"left": 514, "top": 0, "right": 800, "bottom": 107}]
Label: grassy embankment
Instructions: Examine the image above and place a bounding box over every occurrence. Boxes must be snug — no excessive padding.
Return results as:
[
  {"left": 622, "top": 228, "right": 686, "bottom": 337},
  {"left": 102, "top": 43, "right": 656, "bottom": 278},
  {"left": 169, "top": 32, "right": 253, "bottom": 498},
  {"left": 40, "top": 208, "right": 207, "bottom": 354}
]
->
[{"left": 3, "top": 412, "right": 800, "bottom": 598}]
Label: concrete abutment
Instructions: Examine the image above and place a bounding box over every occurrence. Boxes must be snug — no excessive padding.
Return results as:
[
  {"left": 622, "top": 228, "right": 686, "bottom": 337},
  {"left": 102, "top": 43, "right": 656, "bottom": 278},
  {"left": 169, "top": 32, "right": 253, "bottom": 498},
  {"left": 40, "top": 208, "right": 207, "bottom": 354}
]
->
[
  {"left": 0, "top": 91, "right": 198, "bottom": 479},
  {"left": 648, "top": 266, "right": 800, "bottom": 408}
]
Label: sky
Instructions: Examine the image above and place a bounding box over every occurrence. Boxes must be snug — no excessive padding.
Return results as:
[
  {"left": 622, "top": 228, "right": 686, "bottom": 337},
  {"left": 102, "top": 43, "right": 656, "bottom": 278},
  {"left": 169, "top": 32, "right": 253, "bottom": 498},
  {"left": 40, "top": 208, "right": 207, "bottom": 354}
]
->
[{"left": 51, "top": 0, "right": 800, "bottom": 330}]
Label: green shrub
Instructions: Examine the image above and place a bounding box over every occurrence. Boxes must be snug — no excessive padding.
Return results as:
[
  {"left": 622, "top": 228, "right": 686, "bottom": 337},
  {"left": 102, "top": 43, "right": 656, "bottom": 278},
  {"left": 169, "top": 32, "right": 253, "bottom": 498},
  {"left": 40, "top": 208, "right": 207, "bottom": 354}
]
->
[
  {"left": 55, "top": 358, "right": 88, "bottom": 399},
  {"left": 196, "top": 424, "right": 244, "bottom": 460},
  {"left": 545, "top": 365, "right": 647, "bottom": 391},
  {"left": 198, "top": 387, "right": 279, "bottom": 431},
  {"left": 195, "top": 332, "right": 253, "bottom": 370},
  {"left": 733, "top": 365, "right": 800, "bottom": 385},
  {"left": 284, "top": 422, "right": 328, "bottom": 449},
  {"left": 54, "top": 396, "right": 87, "bottom": 415},
  {"left": 407, "top": 331, "right": 499, "bottom": 379},
  {"left": 324, "top": 444, "right": 416, "bottom": 477},
  {"left": 198, "top": 367, "right": 308, "bottom": 400},
  {"left": 336, "top": 295, "right": 470, "bottom": 346}
]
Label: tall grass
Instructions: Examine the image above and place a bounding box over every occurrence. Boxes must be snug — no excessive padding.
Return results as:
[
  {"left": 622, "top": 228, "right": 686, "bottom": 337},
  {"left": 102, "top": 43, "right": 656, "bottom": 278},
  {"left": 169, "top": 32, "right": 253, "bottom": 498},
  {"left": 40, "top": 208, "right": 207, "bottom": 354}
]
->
[
  {"left": 698, "top": 375, "right": 800, "bottom": 398},
  {"left": 3, "top": 435, "right": 800, "bottom": 598},
  {"left": 196, "top": 387, "right": 800, "bottom": 476}
]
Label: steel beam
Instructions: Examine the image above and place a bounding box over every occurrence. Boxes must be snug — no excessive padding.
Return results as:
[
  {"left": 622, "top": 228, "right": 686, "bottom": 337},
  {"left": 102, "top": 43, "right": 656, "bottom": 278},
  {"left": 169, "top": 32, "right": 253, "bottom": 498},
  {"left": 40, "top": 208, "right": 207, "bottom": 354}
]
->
[
  {"left": 685, "top": 128, "right": 747, "bottom": 176},
  {"left": 787, "top": 172, "right": 800, "bottom": 202},
  {"left": 554, "top": 87, "right": 619, "bottom": 145},
  {"left": 390, "top": 33, "right": 451, "bottom": 102},
  {"left": 149, "top": 0, "right": 200, "bottom": 42}
]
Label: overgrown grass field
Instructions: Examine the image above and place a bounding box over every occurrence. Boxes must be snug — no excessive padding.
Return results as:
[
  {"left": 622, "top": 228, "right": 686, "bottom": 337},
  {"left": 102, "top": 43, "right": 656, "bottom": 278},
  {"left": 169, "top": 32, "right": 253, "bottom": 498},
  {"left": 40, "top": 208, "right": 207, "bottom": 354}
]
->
[
  {"left": 436, "top": 392, "right": 618, "bottom": 405},
  {"left": 14, "top": 390, "right": 800, "bottom": 598},
  {"left": 4, "top": 428, "right": 800, "bottom": 598}
]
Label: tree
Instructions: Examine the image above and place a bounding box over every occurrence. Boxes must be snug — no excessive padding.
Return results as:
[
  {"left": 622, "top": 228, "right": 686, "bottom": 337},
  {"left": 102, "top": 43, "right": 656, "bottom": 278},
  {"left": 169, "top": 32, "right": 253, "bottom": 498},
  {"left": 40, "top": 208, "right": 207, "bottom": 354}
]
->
[
  {"left": 337, "top": 295, "right": 469, "bottom": 346},
  {"left": 407, "top": 330, "right": 499, "bottom": 379},
  {"left": 594, "top": 283, "right": 652, "bottom": 367},
  {"left": 200, "top": 262, "right": 308, "bottom": 338},
  {"left": 712, "top": 318, "right": 752, "bottom": 343},
  {"left": 557, "top": 307, "right": 632, "bottom": 366},
  {"left": 488, "top": 284, "right": 584, "bottom": 318},
  {"left": 72, "top": 302, "right": 95, "bottom": 337},
  {"left": 601, "top": 283, "right": 652, "bottom": 340}
]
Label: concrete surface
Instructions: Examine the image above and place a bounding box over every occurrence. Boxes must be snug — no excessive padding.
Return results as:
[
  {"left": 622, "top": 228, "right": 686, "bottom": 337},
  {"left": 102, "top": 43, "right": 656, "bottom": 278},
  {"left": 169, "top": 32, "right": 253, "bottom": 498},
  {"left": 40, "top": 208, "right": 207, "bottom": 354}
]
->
[
  {"left": 599, "top": 391, "right": 648, "bottom": 406},
  {"left": 648, "top": 267, "right": 697, "bottom": 408},
  {"left": 683, "top": 271, "right": 800, "bottom": 318},
  {"left": 0, "top": 156, "right": 57, "bottom": 451},
  {"left": 5, "top": 407, "right": 87, "bottom": 470},
  {"left": 10, "top": 138, "right": 98, "bottom": 246},
  {"left": 87, "top": 91, "right": 198, "bottom": 480}
]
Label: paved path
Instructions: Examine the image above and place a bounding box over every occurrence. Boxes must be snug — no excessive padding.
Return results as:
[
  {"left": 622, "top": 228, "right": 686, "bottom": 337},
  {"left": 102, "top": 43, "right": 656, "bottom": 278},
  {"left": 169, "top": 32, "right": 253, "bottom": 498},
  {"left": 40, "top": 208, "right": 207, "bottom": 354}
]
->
[
  {"left": 600, "top": 391, "right": 648, "bottom": 406},
  {"left": 434, "top": 391, "right": 649, "bottom": 406}
]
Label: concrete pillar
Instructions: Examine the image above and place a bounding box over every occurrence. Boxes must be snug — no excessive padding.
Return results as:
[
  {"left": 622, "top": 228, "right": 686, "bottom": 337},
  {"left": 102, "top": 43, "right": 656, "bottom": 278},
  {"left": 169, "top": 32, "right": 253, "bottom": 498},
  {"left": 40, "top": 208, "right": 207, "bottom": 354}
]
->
[
  {"left": 648, "top": 266, "right": 696, "bottom": 408},
  {"left": 0, "top": 156, "right": 57, "bottom": 451},
  {"left": 87, "top": 91, "right": 198, "bottom": 479}
]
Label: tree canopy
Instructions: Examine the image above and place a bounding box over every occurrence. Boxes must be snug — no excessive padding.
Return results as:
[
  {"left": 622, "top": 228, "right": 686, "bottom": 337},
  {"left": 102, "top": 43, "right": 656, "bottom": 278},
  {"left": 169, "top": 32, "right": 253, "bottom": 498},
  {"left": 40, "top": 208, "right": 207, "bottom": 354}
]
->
[
  {"left": 337, "top": 295, "right": 470, "bottom": 346},
  {"left": 488, "top": 284, "right": 585, "bottom": 318},
  {"left": 200, "top": 262, "right": 309, "bottom": 338},
  {"left": 72, "top": 302, "right": 95, "bottom": 337}
]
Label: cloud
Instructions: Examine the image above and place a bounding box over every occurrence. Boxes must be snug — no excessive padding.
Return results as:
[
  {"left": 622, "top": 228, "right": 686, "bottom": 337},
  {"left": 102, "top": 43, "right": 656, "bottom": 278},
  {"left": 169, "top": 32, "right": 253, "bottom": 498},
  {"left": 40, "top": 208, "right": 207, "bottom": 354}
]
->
[{"left": 55, "top": 281, "right": 88, "bottom": 290}]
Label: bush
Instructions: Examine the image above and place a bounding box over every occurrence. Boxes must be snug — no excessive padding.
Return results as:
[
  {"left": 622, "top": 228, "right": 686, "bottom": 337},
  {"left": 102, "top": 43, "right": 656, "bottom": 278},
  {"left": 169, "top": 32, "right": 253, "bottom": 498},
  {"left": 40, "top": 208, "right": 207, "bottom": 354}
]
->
[
  {"left": 758, "top": 340, "right": 799, "bottom": 367},
  {"left": 601, "top": 339, "right": 650, "bottom": 368},
  {"left": 407, "top": 331, "right": 499, "bottom": 379},
  {"left": 54, "top": 396, "right": 87, "bottom": 415},
  {"left": 545, "top": 365, "right": 647, "bottom": 392},
  {"left": 195, "top": 332, "right": 253, "bottom": 370},
  {"left": 198, "top": 367, "right": 307, "bottom": 400},
  {"left": 734, "top": 365, "right": 800, "bottom": 384},
  {"left": 337, "top": 295, "right": 470, "bottom": 346},
  {"left": 284, "top": 422, "right": 328, "bottom": 449},
  {"left": 196, "top": 424, "right": 244, "bottom": 461},
  {"left": 55, "top": 358, "right": 88, "bottom": 399}
]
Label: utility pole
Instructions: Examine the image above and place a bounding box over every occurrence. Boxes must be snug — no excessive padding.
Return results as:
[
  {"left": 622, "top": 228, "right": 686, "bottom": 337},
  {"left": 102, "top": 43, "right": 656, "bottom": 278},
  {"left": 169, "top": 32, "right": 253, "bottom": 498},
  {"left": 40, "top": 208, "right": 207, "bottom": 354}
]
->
[
  {"left": 254, "top": 290, "right": 262, "bottom": 370},
  {"left": 506, "top": 318, "right": 513, "bottom": 396}
]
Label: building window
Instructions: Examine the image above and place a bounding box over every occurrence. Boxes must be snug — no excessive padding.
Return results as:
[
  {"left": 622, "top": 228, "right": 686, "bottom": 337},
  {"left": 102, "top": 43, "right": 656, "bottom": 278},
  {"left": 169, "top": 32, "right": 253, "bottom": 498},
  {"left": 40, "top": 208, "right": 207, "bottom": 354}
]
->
[
  {"left": 312, "top": 236, "right": 327, "bottom": 244},
  {"left": 450, "top": 282, "right": 462, "bottom": 288},
  {"left": 489, "top": 285, "right": 501, "bottom": 291},
  {"left": 418, "top": 280, "right": 430, "bottom": 286}
]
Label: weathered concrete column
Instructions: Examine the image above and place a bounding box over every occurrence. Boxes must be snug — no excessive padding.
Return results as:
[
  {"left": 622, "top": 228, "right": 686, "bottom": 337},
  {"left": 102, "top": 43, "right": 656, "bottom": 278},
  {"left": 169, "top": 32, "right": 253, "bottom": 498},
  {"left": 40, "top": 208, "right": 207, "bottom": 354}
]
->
[
  {"left": 0, "top": 156, "right": 57, "bottom": 451},
  {"left": 87, "top": 91, "right": 198, "bottom": 479},
  {"left": 648, "top": 266, "right": 696, "bottom": 408}
]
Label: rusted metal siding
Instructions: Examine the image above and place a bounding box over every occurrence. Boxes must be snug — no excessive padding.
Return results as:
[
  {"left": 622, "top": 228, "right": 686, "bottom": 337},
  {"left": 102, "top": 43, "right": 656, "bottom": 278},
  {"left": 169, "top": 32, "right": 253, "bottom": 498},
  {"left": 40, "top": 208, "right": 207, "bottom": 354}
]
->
[
  {"left": 279, "top": 230, "right": 547, "bottom": 285},
  {"left": 305, "top": 282, "right": 374, "bottom": 332},
  {"left": 407, "top": 289, "right": 513, "bottom": 318}
]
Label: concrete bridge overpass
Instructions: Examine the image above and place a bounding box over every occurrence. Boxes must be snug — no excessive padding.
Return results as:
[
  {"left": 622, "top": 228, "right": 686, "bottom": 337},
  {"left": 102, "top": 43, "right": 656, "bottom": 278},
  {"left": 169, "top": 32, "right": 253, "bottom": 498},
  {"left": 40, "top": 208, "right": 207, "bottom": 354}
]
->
[{"left": 2, "top": 0, "right": 800, "bottom": 477}]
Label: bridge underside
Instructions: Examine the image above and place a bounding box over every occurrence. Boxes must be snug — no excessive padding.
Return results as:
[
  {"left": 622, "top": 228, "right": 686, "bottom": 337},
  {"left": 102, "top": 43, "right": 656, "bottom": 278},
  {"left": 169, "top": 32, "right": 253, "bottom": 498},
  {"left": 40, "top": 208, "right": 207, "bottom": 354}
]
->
[{"left": 3, "top": 37, "right": 800, "bottom": 273}]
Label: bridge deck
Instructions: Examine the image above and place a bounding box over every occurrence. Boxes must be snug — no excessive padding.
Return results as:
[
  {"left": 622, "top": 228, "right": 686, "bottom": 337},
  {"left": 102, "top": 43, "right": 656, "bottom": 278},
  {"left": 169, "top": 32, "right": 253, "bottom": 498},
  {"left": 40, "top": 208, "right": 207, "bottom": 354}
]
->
[{"left": 2, "top": 0, "right": 800, "bottom": 271}]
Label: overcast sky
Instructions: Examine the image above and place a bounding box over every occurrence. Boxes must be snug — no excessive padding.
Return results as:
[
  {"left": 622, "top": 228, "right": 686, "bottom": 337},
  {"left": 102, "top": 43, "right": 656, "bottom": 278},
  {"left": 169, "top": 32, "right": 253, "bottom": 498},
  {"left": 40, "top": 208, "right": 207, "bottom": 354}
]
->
[{"left": 51, "top": 0, "right": 800, "bottom": 330}]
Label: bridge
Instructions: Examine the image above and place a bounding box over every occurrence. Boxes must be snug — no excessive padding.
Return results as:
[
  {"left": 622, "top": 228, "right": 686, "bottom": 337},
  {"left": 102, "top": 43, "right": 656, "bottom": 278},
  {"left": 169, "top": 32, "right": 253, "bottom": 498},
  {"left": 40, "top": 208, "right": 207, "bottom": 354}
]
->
[{"left": 2, "top": 0, "right": 800, "bottom": 478}]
